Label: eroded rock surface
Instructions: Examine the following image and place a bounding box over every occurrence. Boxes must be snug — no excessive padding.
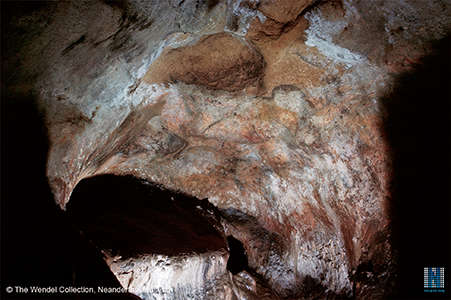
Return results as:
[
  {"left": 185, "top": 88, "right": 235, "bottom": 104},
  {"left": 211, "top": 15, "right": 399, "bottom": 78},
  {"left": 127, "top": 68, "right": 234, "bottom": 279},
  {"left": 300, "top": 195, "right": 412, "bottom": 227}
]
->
[
  {"left": 257, "top": 0, "right": 314, "bottom": 24},
  {"left": 4, "top": 0, "right": 451, "bottom": 299},
  {"left": 144, "top": 32, "right": 265, "bottom": 92}
]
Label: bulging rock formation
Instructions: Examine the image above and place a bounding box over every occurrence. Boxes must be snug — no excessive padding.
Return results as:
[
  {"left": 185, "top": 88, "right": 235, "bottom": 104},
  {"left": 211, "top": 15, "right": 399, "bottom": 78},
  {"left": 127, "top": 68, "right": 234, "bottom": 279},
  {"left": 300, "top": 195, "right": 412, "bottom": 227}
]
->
[
  {"left": 3, "top": 0, "right": 451, "bottom": 299},
  {"left": 144, "top": 32, "right": 265, "bottom": 92}
]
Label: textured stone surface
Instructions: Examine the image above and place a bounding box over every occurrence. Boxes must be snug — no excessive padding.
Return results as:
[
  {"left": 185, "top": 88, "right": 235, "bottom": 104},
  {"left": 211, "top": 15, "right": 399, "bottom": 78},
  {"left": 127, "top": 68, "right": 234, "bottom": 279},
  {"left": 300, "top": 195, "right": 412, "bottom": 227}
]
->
[
  {"left": 143, "top": 32, "right": 265, "bottom": 92},
  {"left": 257, "top": 0, "right": 314, "bottom": 24},
  {"left": 4, "top": 0, "right": 451, "bottom": 299}
]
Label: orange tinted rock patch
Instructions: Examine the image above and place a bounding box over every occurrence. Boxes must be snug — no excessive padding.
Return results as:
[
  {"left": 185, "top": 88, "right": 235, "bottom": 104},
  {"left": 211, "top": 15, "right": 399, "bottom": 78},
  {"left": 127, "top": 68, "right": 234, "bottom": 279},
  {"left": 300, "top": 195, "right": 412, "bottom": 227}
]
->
[
  {"left": 246, "top": 17, "right": 285, "bottom": 41},
  {"left": 258, "top": 102, "right": 298, "bottom": 133},
  {"left": 247, "top": 17, "right": 327, "bottom": 96},
  {"left": 257, "top": 0, "right": 315, "bottom": 24},
  {"left": 143, "top": 33, "right": 265, "bottom": 92}
]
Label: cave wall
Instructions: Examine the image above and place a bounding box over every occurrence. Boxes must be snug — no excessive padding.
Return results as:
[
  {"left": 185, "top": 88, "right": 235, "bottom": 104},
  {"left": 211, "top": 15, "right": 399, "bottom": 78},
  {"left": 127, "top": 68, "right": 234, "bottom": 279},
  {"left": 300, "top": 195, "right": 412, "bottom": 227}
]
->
[{"left": 3, "top": 0, "right": 451, "bottom": 299}]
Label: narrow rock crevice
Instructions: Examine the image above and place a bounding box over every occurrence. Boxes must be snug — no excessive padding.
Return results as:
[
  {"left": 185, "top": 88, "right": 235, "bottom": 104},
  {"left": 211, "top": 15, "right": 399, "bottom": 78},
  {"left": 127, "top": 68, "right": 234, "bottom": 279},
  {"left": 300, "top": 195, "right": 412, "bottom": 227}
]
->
[{"left": 226, "top": 236, "right": 249, "bottom": 274}]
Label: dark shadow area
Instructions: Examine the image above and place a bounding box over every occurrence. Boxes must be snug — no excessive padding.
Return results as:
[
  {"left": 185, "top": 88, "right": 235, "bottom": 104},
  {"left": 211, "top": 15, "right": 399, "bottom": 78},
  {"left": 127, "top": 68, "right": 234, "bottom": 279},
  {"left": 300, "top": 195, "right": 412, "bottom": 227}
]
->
[
  {"left": 1, "top": 3, "right": 139, "bottom": 299},
  {"left": 66, "top": 175, "right": 226, "bottom": 258},
  {"left": 0, "top": 93, "right": 141, "bottom": 300},
  {"left": 383, "top": 36, "right": 451, "bottom": 299},
  {"left": 226, "top": 236, "right": 249, "bottom": 275},
  {"left": 207, "top": 0, "right": 220, "bottom": 10}
]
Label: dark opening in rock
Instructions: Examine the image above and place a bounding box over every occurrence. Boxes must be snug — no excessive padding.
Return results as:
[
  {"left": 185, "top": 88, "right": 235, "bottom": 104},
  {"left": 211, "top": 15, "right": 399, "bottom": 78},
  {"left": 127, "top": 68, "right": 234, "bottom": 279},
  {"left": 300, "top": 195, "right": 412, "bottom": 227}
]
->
[
  {"left": 66, "top": 175, "right": 226, "bottom": 259},
  {"left": 226, "top": 236, "right": 249, "bottom": 275}
]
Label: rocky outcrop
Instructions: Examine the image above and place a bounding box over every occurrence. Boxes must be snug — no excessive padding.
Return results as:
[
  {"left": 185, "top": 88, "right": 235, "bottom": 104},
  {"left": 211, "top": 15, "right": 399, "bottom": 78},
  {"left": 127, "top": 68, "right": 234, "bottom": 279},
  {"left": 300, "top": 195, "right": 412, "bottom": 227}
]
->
[
  {"left": 144, "top": 32, "right": 265, "bottom": 92},
  {"left": 3, "top": 0, "right": 451, "bottom": 299}
]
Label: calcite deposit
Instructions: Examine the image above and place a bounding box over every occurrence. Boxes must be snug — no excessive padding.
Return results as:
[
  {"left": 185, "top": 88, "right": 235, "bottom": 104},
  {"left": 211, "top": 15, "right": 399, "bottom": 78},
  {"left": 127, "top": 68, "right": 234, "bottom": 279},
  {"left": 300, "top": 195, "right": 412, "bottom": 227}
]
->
[{"left": 3, "top": 0, "right": 450, "bottom": 299}]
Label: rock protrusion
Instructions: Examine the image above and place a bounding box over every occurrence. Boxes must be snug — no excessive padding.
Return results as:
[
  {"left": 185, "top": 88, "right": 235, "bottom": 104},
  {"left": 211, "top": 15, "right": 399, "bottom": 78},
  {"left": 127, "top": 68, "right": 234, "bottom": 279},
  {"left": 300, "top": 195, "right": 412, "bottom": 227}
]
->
[{"left": 144, "top": 33, "right": 265, "bottom": 92}]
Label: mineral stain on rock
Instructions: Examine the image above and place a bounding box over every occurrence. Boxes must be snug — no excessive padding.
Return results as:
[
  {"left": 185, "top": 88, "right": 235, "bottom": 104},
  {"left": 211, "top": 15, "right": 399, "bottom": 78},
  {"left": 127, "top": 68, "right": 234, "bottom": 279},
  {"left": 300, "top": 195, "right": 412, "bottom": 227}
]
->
[
  {"left": 257, "top": 0, "right": 314, "bottom": 24},
  {"left": 143, "top": 32, "right": 265, "bottom": 92},
  {"left": 2, "top": 0, "right": 451, "bottom": 299}
]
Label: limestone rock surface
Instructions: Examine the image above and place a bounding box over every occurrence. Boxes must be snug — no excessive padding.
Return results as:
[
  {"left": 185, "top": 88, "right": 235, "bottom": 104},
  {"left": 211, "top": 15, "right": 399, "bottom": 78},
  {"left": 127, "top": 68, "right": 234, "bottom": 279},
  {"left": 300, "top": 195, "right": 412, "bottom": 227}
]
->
[
  {"left": 144, "top": 32, "right": 265, "bottom": 92},
  {"left": 4, "top": 0, "right": 451, "bottom": 299}
]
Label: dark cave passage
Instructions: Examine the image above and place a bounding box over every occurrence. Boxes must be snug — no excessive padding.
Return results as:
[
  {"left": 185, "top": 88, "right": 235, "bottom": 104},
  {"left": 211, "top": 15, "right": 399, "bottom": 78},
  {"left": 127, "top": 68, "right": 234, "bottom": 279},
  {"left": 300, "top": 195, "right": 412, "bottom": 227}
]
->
[
  {"left": 226, "top": 236, "right": 249, "bottom": 275},
  {"left": 66, "top": 175, "right": 226, "bottom": 259}
]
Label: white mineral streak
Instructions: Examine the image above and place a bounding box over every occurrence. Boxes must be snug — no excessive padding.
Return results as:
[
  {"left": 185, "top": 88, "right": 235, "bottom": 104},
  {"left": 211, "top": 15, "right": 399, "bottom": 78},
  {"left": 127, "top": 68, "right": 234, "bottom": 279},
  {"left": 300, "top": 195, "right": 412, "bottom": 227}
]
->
[
  {"left": 305, "top": 6, "right": 366, "bottom": 68},
  {"left": 294, "top": 236, "right": 352, "bottom": 295},
  {"left": 108, "top": 250, "right": 230, "bottom": 300},
  {"left": 226, "top": 0, "right": 266, "bottom": 35}
]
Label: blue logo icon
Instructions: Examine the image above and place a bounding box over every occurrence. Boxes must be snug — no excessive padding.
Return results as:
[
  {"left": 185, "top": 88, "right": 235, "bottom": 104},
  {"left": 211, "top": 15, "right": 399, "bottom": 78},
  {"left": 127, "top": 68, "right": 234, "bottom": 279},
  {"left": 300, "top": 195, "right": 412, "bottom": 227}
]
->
[{"left": 424, "top": 267, "right": 445, "bottom": 293}]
